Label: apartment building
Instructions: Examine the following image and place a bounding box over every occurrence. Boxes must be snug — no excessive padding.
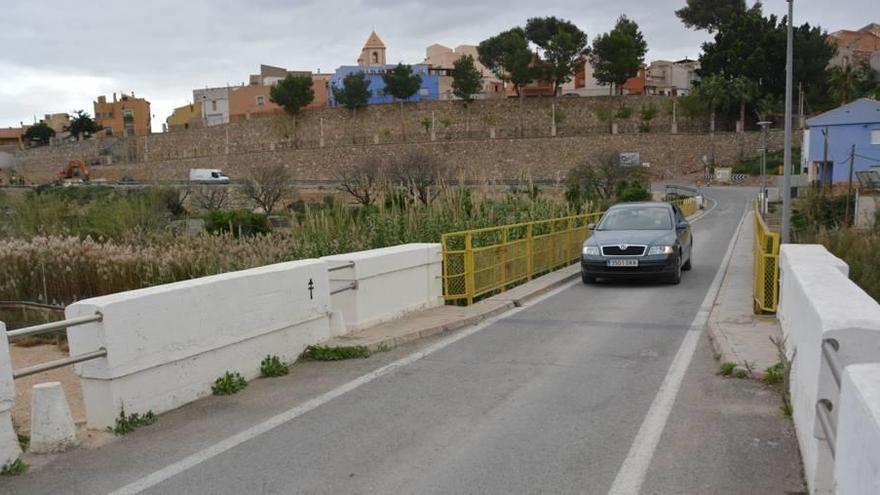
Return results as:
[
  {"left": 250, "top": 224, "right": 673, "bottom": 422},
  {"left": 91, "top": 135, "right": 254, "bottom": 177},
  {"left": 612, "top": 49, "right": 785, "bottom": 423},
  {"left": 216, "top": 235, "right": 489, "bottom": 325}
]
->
[{"left": 94, "top": 92, "right": 151, "bottom": 137}]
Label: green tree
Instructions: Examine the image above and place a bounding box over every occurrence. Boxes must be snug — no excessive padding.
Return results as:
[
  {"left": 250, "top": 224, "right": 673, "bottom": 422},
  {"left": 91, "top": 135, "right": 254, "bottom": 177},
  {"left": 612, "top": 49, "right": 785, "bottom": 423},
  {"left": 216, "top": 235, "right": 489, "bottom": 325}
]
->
[
  {"left": 478, "top": 27, "right": 537, "bottom": 135},
  {"left": 24, "top": 122, "right": 55, "bottom": 146},
  {"left": 827, "top": 63, "right": 879, "bottom": 105},
  {"left": 269, "top": 74, "right": 315, "bottom": 148},
  {"left": 525, "top": 16, "right": 589, "bottom": 97},
  {"left": 697, "top": 5, "right": 835, "bottom": 105},
  {"left": 589, "top": 15, "right": 647, "bottom": 95},
  {"left": 694, "top": 74, "right": 729, "bottom": 167},
  {"left": 755, "top": 94, "right": 782, "bottom": 123},
  {"left": 675, "top": 0, "right": 747, "bottom": 32},
  {"left": 67, "top": 110, "right": 99, "bottom": 140},
  {"left": 382, "top": 63, "right": 423, "bottom": 141},
  {"left": 730, "top": 76, "right": 758, "bottom": 131},
  {"left": 331, "top": 72, "right": 372, "bottom": 144},
  {"left": 451, "top": 54, "right": 483, "bottom": 136}
]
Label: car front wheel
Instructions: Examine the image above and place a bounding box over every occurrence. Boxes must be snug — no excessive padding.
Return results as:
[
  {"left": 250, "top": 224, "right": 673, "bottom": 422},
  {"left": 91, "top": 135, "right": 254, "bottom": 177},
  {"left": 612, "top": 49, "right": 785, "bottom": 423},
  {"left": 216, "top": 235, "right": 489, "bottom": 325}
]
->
[
  {"left": 582, "top": 272, "right": 596, "bottom": 284},
  {"left": 668, "top": 256, "right": 682, "bottom": 285}
]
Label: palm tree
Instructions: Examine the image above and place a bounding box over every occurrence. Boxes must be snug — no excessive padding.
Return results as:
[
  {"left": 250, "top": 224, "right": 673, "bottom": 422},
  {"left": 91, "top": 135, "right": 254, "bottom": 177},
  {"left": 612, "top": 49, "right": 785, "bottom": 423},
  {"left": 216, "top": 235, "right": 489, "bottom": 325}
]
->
[
  {"left": 731, "top": 76, "right": 758, "bottom": 160},
  {"left": 695, "top": 74, "right": 729, "bottom": 167},
  {"left": 827, "top": 65, "right": 859, "bottom": 105}
]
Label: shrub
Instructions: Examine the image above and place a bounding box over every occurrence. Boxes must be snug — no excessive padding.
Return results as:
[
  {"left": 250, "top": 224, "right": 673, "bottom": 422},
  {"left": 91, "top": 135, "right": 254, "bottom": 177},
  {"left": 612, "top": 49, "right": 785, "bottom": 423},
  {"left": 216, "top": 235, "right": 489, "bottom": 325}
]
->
[
  {"left": 109, "top": 406, "right": 157, "bottom": 435},
  {"left": 1, "top": 458, "right": 27, "bottom": 476},
  {"left": 204, "top": 210, "right": 270, "bottom": 237},
  {"left": 617, "top": 181, "right": 651, "bottom": 202},
  {"left": 260, "top": 355, "right": 289, "bottom": 377},
  {"left": 301, "top": 345, "right": 371, "bottom": 361},
  {"left": 212, "top": 371, "right": 248, "bottom": 395}
]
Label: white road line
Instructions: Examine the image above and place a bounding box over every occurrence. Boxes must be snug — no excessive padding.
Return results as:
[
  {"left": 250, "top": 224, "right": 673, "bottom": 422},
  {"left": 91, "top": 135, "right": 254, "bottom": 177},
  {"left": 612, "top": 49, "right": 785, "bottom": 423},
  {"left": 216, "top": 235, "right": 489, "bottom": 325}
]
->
[
  {"left": 108, "top": 279, "right": 581, "bottom": 495},
  {"left": 606, "top": 201, "right": 748, "bottom": 495}
]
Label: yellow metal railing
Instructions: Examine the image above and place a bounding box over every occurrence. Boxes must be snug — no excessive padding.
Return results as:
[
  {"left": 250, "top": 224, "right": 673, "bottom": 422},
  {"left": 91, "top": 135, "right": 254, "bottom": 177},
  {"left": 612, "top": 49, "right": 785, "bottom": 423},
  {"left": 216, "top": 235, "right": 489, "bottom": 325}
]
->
[
  {"left": 442, "top": 212, "right": 603, "bottom": 304},
  {"left": 753, "top": 199, "right": 780, "bottom": 313},
  {"left": 674, "top": 196, "right": 700, "bottom": 217}
]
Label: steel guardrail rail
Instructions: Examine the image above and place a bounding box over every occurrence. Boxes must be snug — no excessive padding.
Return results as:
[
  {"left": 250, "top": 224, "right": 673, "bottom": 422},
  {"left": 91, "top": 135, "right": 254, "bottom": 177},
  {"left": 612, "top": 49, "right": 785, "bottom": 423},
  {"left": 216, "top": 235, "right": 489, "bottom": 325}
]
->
[
  {"left": 329, "top": 282, "right": 358, "bottom": 295},
  {"left": 13, "top": 349, "right": 108, "bottom": 379},
  {"left": 327, "top": 261, "right": 355, "bottom": 272},
  {"left": 822, "top": 338, "right": 843, "bottom": 388},
  {"left": 6, "top": 311, "right": 107, "bottom": 379},
  {"left": 816, "top": 399, "right": 837, "bottom": 459}
]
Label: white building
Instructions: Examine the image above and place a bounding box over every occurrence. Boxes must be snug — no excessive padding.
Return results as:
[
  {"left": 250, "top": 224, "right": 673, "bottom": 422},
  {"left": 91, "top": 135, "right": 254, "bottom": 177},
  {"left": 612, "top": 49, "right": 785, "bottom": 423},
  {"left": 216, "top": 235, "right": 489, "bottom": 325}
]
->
[
  {"left": 645, "top": 59, "right": 700, "bottom": 96},
  {"left": 193, "top": 87, "right": 230, "bottom": 126}
]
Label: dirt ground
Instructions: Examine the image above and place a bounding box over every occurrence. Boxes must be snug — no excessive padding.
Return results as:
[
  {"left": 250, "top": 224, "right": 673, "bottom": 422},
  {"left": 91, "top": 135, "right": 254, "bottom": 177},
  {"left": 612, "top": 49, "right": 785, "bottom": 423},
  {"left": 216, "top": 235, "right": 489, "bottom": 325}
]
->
[{"left": 10, "top": 343, "right": 84, "bottom": 433}]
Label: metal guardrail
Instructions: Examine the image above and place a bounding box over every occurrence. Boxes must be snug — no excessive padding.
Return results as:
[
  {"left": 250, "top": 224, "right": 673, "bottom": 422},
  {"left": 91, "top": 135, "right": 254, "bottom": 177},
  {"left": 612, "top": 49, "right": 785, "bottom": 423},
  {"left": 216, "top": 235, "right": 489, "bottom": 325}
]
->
[
  {"left": 327, "top": 261, "right": 355, "bottom": 272},
  {"left": 673, "top": 197, "right": 700, "bottom": 217},
  {"left": 442, "top": 212, "right": 604, "bottom": 305},
  {"left": 6, "top": 311, "right": 106, "bottom": 379},
  {"left": 753, "top": 198, "right": 780, "bottom": 313},
  {"left": 818, "top": 337, "right": 843, "bottom": 459},
  {"left": 330, "top": 282, "right": 358, "bottom": 295}
]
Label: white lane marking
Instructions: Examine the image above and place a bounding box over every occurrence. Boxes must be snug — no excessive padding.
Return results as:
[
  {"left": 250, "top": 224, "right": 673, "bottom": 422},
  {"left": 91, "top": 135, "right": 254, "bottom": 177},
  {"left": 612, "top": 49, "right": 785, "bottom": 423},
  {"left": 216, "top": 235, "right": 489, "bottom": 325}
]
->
[
  {"left": 108, "top": 279, "right": 581, "bottom": 495},
  {"left": 606, "top": 202, "right": 748, "bottom": 495}
]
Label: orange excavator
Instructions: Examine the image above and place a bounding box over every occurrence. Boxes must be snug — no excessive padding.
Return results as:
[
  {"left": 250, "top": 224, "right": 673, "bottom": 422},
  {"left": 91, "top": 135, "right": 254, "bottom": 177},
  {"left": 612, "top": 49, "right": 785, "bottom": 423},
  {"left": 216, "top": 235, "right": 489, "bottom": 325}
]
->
[{"left": 54, "top": 160, "right": 89, "bottom": 183}]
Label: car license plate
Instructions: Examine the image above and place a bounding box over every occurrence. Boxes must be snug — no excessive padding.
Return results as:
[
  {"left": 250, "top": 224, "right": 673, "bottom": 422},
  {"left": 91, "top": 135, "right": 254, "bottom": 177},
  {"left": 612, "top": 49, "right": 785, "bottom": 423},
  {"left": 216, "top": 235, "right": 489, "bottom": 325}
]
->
[{"left": 608, "top": 258, "right": 638, "bottom": 267}]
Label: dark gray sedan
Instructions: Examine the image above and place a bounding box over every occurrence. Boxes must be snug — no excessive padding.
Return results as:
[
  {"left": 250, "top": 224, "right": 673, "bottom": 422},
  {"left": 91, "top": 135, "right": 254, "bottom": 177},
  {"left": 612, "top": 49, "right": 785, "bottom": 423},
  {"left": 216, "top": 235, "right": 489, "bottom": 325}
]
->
[{"left": 580, "top": 202, "right": 693, "bottom": 284}]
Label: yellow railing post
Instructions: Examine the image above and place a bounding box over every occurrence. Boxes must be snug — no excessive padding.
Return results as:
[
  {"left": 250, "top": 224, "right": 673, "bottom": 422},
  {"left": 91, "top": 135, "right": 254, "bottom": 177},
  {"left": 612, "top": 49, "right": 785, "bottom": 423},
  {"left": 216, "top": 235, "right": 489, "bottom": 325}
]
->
[
  {"left": 501, "top": 226, "right": 509, "bottom": 291},
  {"left": 525, "top": 224, "right": 534, "bottom": 281},
  {"left": 464, "top": 232, "right": 475, "bottom": 305}
]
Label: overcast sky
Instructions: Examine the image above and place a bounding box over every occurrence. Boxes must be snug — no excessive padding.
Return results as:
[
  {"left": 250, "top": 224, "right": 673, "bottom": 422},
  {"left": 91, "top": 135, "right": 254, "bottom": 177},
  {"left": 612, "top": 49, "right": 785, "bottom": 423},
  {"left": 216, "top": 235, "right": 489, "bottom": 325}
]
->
[{"left": 0, "top": 1, "right": 872, "bottom": 131}]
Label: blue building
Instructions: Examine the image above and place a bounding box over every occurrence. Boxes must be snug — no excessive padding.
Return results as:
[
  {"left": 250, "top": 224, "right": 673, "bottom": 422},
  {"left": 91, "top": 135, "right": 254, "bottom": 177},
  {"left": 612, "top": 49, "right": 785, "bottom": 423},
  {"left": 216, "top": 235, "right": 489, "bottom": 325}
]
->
[
  {"left": 804, "top": 98, "right": 880, "bottom": 184},
  {"left": 327, "top": 31, "right": 440, "bottom": 107},
  {"left": 327, "top": 64, "right": 440, "bottom": 107}
]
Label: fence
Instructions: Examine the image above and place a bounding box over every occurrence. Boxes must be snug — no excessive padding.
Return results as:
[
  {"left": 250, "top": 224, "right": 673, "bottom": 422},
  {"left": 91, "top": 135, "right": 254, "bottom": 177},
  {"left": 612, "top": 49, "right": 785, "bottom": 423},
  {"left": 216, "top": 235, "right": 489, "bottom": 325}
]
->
[
  {"left": 674, "top": 197, "right": 700, "bottom": 217},
  {"left": 6, "top": 312, "right": 106, "bottom": 378},
  {"left": 753, "top": 199, "right": 780, "bottom": 313},
  {"left": 442, "top": 212, "right": 603, "bottom": 305}
]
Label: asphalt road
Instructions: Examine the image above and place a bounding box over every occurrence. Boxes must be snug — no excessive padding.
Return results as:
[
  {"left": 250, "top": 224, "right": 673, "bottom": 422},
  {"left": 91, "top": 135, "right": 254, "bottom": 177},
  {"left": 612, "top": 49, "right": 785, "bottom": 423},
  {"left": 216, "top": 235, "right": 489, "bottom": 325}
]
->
[{"left": 4, "top": 187, "right": 802, "bottom": 494}]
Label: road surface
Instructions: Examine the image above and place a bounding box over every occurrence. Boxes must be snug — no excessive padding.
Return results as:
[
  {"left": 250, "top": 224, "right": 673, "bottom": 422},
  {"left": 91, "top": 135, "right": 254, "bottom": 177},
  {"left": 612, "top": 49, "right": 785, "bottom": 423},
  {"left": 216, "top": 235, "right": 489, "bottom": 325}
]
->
[{"left": 3, "top": 187, "right": 803, "bottom": 494}]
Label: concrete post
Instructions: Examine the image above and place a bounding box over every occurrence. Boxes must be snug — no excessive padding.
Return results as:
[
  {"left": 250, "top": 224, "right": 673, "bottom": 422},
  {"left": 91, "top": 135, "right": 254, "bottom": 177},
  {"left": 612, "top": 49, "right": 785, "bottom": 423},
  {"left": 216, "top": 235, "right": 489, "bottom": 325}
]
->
[
  {"left": 373, "top": 134, "right": 379, "bottom": 145},
  {"left": 611, "top": 122, "right": 618, "bottom": 135},
  {"left": 30, "top": 382, "right": 78, "bottom": 454},
  {"left": 551, "top": 102, "right": 557, "bottom": 137},
  {"left": 224, "top": 126, "right": 230, "bottom": 155},
  {"left": 489, "top": 127, "right": 496, "bottom": 139},
  {"left": 320, "top": 118, "right": 325, "bottom": 148},
  {"left": 430, "top": 111, "right": 436, "bottom": 142},
  {"left": 0, "top": 322, "right": 22, "bottom": 464}
]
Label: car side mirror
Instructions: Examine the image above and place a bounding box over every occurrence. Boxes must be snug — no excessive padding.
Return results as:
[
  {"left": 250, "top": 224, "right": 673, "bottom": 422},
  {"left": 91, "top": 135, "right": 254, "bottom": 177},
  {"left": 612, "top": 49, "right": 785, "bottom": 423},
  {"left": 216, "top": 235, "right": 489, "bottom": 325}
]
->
[
  {"left": 676, "top": 221, "right": 689, "bottom": 231},
  {"left": 587, "top": 223, "right": 596, "bottom": 230}
]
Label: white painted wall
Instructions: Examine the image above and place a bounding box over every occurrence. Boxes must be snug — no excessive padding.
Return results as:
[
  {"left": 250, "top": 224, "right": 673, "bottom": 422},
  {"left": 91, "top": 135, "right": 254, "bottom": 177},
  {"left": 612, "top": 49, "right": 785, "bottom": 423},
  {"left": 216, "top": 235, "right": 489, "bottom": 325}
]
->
[
  {"left": 835, "top": 363, "right": 880, "bottom": 495},
  {"left": 66, "top": 260, "right": 332, "bottom": 428},
  {"left": 778, "top": 244, "right": 880, "bottom": 493},
  {"left": 322, "top": 243, "right": 443, "bottom": 333},
  {"left": 0, "top": 322, "right": 22, "bottom": 464}
]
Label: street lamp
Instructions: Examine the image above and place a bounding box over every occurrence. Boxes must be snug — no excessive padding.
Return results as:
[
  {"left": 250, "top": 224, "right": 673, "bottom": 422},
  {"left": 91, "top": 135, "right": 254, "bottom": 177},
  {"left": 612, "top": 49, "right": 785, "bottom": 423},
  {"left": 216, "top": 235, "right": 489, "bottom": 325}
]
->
[
  {"left": 757, "top": 120, "right": 772, "bottom": 214},
  {"left": 781, "top": 0, "right": 794, "bottom": 243}
]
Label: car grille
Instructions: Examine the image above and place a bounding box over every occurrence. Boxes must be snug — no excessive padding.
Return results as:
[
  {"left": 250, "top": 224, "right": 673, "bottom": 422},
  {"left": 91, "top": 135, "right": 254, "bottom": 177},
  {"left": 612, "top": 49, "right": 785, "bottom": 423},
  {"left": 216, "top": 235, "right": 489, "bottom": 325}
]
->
[{"left": 601, "top": 245, "right": 646, "bottom": 256}]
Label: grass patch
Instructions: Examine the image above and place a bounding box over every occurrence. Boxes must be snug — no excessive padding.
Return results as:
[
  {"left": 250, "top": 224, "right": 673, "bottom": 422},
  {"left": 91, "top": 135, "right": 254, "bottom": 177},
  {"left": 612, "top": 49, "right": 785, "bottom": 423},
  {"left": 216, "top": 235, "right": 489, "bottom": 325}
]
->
[
  {"left": 260, "top": 355, "right": 289, "bottom": 377},
  {"left": 733, "top": 368, "right": 749, "bottom": 379},
  {"left": 109, "top": 407, "right": 157, "bottom": 435},
  {"left": 764, "top": 362, "right": 785, "bottom": 385},
  {"left": 17, "top": 433, "right": 29, "bottom": 452},
  {"left": 302, "top": 345, "right": 371, "bottom": 361},
  {"left": 211, "top": 371, "right": 248, "bottom": 395},
  {"left": 0, "top": 458, "right": 28, "bottom": 476},
  {"left": 718, "top": 362, "right": 736, "bottom": 376},
  {"left": 769, "top": 335, "right": 796, "bottom": 418}
]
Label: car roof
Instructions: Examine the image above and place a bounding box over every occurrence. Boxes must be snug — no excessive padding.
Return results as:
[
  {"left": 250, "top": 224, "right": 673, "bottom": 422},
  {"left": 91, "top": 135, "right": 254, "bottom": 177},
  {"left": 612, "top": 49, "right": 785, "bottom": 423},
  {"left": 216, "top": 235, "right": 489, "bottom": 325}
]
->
[{"left": 607, "top": 202, "right": 672, "bottom": 210}]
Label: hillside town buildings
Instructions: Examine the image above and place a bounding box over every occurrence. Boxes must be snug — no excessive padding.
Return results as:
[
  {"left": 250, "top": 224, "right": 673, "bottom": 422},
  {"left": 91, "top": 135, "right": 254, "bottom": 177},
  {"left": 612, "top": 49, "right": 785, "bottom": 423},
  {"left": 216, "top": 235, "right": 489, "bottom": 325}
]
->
[{"left": 93, "top": 92, "right": 151, "bottom": 137}]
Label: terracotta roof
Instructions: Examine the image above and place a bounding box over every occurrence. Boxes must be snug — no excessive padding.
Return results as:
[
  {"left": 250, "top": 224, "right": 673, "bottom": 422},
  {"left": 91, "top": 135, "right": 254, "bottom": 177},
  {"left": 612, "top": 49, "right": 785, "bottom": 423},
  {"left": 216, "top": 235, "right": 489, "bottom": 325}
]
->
[{"left": 363, "top": 31, "right": 385, "bottom": 49}]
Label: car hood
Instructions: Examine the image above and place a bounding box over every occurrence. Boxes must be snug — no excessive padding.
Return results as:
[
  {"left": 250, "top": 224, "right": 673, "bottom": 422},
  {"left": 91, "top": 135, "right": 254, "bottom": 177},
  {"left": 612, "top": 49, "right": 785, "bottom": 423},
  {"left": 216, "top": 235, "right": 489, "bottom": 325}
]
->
[{"left": 585, "top": 229, "right": 676, "bottom": 247}]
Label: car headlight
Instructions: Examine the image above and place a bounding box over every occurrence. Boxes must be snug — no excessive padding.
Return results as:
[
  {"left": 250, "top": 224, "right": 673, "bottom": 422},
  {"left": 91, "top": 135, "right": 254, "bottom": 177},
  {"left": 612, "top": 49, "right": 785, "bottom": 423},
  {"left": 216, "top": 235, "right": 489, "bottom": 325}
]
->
[
  {"left": 647, "top": 245, "right": 675, "bottom": 255},
  {"left": 582, "top": 245, "right": 600, "bottom": 256}
]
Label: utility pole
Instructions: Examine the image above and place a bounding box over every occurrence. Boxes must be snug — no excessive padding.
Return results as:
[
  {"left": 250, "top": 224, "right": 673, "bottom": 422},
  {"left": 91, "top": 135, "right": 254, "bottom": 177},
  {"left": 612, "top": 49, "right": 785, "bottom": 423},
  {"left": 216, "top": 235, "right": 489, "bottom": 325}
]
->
[
  {"left": 782, "top": 0, "right": 794, "bottom": 243},
  {"left": 821, "top": 128, "right": 829, "bottom": 195},
  {"left": 798, "top": 83, "right": 805, "bottom": 130},
  {"left": 845, "top": 144, "right": 855, "bottom": 227}
]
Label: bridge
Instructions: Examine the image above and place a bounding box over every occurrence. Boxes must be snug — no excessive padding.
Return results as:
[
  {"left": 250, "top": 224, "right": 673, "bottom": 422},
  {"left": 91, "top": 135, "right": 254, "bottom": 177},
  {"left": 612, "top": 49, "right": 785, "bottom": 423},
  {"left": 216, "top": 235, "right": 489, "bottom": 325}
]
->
[{"left": 1, "top": 187, "right": 878, "bottom": 494}]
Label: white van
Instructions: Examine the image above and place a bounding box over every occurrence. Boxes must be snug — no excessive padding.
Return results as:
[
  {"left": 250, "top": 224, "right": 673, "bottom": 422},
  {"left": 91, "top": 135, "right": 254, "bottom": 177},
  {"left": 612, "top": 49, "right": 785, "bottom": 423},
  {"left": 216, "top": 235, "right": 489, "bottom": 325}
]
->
[{"left": 189, "top": 168, "right": 229, "bottom": 184}]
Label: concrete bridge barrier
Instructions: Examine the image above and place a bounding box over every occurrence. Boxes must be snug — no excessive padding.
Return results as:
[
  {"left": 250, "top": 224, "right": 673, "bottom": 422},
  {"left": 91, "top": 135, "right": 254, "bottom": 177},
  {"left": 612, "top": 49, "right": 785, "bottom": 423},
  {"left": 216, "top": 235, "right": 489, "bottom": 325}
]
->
[
  {"left": 322, "top": 243, "right": 443, "bottom": 333},
  {"left": 779, "top": 244, "right": 880, "bottom": 493},
  {"left": 65, "top": 259, "right": 333, "bottom": 429}
]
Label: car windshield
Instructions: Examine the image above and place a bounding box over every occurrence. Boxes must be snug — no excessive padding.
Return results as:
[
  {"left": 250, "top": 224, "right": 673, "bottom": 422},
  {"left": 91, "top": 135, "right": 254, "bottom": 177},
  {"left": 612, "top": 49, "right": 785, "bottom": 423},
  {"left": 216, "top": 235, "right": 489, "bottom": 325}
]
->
[{"left": 597, "top": 207, "right": 672, "bottom": 231}]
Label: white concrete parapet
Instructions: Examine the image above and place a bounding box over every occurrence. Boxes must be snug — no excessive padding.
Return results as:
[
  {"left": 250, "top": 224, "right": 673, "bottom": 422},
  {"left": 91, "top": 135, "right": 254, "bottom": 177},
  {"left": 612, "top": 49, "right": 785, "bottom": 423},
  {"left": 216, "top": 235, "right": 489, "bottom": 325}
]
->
[
  {"left": 322, "top": 244, "right": 443, "bottom": 333},
  {"left": 66, "top": 260, "right": 332, "bottom": 429},
  {"left": 778, "top": 244, "right": 880, "bottom": 493},
  {"left": 0, "top": 322, "right": 22, "bottom": 464},
  {"left": 835, "top": 363, "right": 880, "bottom": 495}
]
